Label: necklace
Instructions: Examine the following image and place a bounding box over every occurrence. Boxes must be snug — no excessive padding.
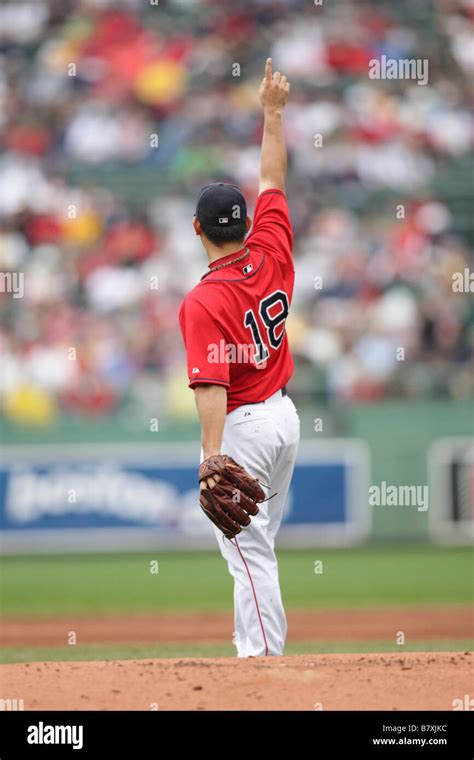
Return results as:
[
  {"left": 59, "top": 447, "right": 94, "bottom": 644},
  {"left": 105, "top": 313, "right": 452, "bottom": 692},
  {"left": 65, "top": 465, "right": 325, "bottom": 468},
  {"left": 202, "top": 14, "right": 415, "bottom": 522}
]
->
[{"left": 201, "top": 247, "right": 250, "bottom": 280}]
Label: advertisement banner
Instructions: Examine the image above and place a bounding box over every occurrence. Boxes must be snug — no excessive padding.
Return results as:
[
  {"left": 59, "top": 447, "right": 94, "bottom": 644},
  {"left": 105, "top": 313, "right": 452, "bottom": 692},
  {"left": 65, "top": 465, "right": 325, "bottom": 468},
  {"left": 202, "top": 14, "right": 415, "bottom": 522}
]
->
[{"left": 0, "top": 440, "right": 370, "bottom": 552}]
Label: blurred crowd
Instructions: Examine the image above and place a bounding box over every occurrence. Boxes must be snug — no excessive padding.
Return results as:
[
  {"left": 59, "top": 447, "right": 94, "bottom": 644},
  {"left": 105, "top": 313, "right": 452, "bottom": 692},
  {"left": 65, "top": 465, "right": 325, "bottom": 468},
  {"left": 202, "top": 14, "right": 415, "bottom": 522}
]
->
[{"left": 0, "top": 0, "right": 473, "bottom": 426}]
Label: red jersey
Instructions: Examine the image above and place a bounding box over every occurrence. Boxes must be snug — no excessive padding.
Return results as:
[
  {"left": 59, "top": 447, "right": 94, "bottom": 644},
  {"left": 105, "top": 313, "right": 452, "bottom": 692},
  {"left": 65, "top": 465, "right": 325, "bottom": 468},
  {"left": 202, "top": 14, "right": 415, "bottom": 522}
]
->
[{"left": 179, "top": 189, "right": 294, "bottom": 413}]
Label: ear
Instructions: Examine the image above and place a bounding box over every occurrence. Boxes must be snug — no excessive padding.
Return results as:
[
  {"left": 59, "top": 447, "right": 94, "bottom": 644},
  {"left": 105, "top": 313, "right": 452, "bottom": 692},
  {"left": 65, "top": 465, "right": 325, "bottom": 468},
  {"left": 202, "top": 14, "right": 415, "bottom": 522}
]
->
[
  {"left": 192, "top": 216, "right": 202, "bottom": 236},
  {"left": 245, "top": 215, "right": 252, "bottom": 231}
]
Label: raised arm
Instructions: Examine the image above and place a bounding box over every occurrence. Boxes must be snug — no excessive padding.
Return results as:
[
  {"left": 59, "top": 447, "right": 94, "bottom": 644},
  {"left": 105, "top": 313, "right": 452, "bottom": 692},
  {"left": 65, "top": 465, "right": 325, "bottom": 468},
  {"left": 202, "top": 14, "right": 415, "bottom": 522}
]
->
[{"left": 258, "top": 58, "right": 290, "bottom": 194}]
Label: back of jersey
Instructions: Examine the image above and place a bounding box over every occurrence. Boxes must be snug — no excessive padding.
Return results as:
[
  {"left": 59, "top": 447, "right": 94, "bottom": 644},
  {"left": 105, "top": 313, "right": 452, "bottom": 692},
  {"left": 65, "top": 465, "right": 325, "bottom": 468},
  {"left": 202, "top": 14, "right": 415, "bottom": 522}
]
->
[{"left": 179, "top": 189, "right": 295, "bottom": 412}]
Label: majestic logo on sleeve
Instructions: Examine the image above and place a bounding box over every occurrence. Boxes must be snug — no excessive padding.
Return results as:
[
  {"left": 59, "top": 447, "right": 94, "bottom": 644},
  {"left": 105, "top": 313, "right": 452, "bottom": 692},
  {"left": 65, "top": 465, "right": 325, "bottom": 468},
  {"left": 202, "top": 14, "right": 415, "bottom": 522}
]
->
[{"left": 192, "top": 367, "right": 200, "bottom": 374}]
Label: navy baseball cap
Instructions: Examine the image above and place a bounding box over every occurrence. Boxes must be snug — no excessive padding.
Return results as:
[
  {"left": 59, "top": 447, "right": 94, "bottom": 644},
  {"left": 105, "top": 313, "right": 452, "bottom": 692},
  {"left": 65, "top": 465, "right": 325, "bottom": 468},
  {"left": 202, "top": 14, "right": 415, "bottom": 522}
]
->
[{"left": 195, "top": 183, "right": 247, "bottom": 227}]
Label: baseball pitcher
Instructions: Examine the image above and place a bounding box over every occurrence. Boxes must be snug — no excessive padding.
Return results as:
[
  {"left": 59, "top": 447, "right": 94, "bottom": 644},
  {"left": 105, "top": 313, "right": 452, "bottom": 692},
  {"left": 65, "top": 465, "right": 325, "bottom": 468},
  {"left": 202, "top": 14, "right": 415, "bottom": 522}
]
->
[{"left": 179, "top": 59, "right": 300, "bottom": 657}]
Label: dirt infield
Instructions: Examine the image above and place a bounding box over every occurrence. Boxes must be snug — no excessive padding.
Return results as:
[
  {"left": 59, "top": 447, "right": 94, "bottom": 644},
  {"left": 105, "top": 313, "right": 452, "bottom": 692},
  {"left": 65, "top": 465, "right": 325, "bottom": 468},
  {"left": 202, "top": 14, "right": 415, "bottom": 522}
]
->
[
  {"left": 1, "top": 606, "right": 472, "bottom": 647},
  {"left": 1, "top": 652, "right": 472, "bottom": 710},
  {"left": 1, "top": 608, "right": 472, "bottom": 710}
]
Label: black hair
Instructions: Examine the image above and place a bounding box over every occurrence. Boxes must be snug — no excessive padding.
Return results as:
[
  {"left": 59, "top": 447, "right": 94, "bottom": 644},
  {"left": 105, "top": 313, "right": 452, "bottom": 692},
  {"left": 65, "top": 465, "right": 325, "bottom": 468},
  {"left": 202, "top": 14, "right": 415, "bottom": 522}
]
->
[{"left": 199, "top": 220, "right": 247, "bottom": 247}]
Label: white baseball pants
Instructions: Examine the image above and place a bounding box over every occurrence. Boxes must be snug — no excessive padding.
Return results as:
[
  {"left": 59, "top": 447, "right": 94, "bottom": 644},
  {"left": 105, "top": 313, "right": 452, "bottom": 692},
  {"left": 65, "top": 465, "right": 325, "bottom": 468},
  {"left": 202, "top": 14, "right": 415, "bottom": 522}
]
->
[{"left": 210, "top": 389, "right": 300, "bottom": 657}]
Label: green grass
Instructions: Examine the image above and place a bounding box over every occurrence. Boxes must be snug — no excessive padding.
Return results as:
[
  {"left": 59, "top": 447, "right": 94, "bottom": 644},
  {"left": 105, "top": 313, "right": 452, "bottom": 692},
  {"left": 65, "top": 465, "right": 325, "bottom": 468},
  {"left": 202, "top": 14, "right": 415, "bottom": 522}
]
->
[
  {"left": 1, "top": 545, "right": 472, "bottom": 617},
  {"left": 1, "top": 639, "right": 472, "bottom": 665}
]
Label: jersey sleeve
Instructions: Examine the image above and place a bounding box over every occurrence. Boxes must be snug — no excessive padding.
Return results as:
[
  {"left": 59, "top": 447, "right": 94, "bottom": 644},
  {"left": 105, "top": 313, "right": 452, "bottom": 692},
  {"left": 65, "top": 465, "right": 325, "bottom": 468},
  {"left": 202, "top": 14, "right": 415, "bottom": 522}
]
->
[
  {"left": 179, "top": 294, "right": 230, "bottom": 389},
  {"left": 246, "top": 189, "right": 293, "bottom": 267}
]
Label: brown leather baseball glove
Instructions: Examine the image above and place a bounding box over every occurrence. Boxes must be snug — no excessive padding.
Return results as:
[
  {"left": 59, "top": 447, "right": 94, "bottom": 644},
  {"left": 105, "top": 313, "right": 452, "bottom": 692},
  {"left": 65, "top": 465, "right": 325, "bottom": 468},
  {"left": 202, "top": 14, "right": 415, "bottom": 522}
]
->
[{"left": 198, "top": 454, "right": 265, "bottom": 539}]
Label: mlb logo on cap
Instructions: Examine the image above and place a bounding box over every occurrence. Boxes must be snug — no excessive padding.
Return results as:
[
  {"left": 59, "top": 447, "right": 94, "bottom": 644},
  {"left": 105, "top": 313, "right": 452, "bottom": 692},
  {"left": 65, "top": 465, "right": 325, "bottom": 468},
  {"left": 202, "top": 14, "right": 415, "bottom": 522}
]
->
[{"left": 196, "top": 183, "right": 247, "bottom": 227}]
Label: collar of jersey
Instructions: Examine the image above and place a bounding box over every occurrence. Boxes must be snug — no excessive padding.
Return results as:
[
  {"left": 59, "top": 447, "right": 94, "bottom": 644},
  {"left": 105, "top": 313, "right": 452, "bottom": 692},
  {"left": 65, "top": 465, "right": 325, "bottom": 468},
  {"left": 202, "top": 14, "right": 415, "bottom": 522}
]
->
[
  {"left": 200, "top": 250, "right": 265, "bottom": 283},
  {"left": 206, "top": 245, "right": 248, "bottom": 271}
]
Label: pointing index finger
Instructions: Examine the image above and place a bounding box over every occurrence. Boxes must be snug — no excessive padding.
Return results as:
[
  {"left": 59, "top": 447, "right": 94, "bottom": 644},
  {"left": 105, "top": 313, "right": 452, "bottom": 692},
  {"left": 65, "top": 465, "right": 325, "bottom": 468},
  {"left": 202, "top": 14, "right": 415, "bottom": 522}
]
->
[{"left": 264, "top": 57, "right": 272, "bottom": 82}]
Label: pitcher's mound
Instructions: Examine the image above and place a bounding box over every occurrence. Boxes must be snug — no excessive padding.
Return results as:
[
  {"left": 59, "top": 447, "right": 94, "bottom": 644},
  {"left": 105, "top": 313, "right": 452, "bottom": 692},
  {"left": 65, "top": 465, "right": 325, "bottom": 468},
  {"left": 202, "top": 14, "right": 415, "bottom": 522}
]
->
[{"left": 1, "top": 652, "right": 472, "bottom": 710}]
